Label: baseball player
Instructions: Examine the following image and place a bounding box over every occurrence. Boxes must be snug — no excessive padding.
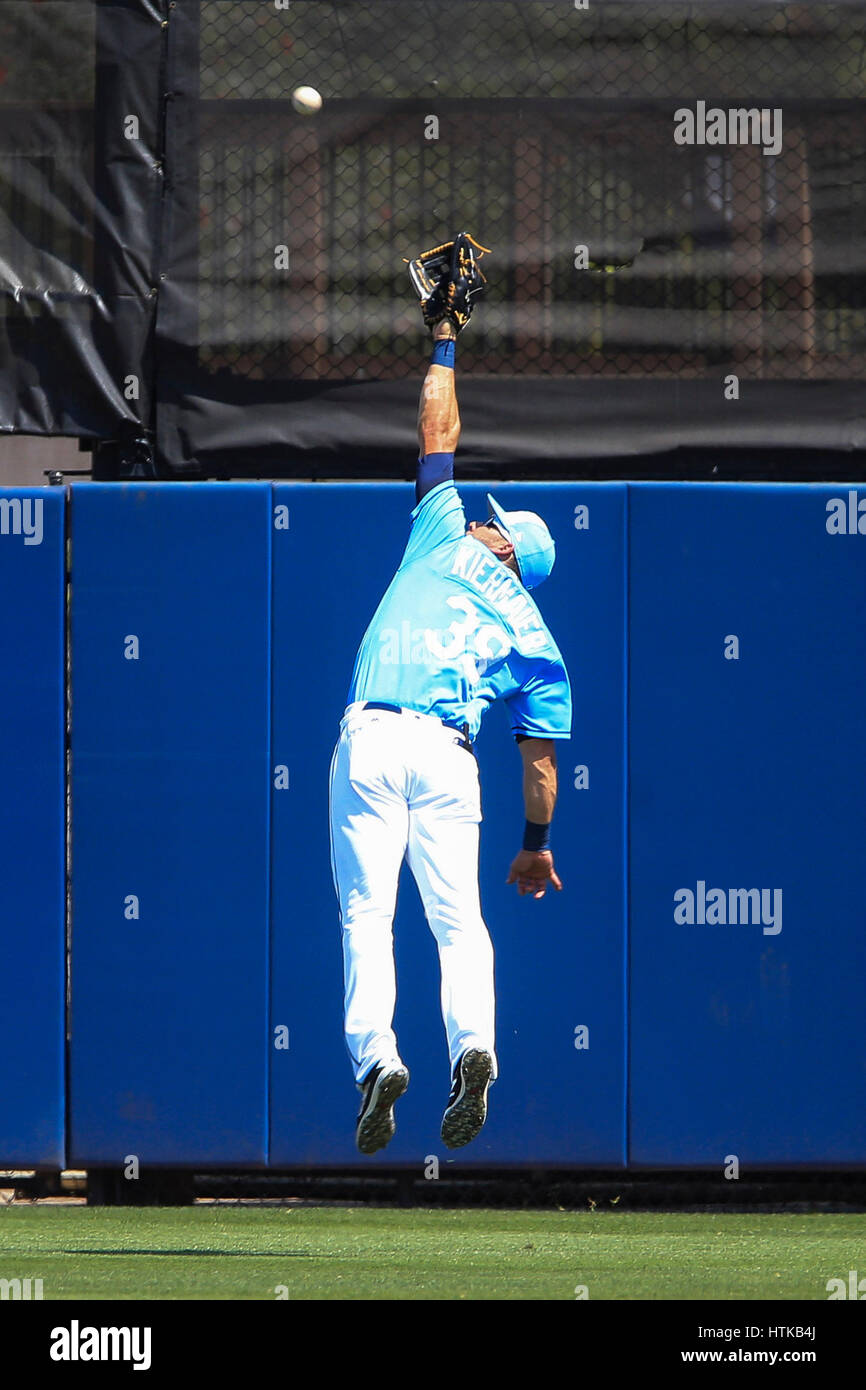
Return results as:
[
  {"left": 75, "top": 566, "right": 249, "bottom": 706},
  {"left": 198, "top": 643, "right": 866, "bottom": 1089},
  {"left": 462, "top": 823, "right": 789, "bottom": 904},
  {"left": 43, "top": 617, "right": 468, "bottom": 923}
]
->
[{"left": 328, "top": 234, "right": 572, "bottom": 1155}]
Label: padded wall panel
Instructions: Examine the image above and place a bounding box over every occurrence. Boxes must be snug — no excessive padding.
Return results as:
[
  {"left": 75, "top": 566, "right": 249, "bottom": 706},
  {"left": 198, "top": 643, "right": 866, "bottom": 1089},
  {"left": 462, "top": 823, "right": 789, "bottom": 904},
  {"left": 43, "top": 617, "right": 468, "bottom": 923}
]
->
[
  {"left": 0, "top": 489, "right": 66, "bottom": 1166},
  {"left": 269, "top": 483, "right": 628, "bottom": 1165},
  {"left": 628, "top": 484, "right": 866, "bottom": 1165},
  {"left": 69, "top": 483, "right": 271, "bottom": 1166}
]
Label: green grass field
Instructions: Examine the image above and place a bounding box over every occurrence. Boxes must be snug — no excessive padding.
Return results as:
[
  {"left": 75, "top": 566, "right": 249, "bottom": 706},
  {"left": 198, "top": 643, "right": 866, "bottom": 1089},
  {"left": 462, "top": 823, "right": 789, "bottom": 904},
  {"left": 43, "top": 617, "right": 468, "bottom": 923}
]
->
[{"left": 1, "top": 1207, "right": 864, "bottom": 1300}]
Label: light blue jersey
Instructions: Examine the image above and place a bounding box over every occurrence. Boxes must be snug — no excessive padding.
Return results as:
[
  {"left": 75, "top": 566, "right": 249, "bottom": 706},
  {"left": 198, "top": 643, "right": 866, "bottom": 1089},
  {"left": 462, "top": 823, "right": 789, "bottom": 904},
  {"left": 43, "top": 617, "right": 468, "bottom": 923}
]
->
[{"left": 348, "top": 482, "right": 571, "bottom": 743}]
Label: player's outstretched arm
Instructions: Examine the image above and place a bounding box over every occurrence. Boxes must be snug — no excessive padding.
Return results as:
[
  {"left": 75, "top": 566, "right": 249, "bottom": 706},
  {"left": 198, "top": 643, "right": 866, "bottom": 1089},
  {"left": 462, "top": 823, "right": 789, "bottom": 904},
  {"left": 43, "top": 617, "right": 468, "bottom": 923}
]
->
[
  {"left": 409, "top": 232, "right": 488, "bottom": 500},
  {"left": 417, "top": 318, "right": 459, "bottom": 445},
  {"left": 507, "top": 737, "right": 563, "bottom": 899}
]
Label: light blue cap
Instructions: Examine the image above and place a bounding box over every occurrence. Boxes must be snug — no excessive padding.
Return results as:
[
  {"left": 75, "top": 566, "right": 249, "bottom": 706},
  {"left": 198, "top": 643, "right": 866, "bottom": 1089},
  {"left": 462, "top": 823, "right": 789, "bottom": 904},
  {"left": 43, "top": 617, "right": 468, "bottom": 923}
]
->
[{"left": 487, "top": 493, "right": 556, "bottom": 590}]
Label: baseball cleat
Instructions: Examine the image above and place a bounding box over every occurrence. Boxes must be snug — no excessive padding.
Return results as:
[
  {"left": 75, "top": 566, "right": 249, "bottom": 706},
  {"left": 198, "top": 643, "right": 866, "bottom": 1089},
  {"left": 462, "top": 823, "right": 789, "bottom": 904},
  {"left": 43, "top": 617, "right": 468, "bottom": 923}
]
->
[
  {"left": 355, "top": 1064, "right": 410, "bottom": 1155},
  {"left": 441, "top": 1048, "right": 494, "bottom": 1149}
]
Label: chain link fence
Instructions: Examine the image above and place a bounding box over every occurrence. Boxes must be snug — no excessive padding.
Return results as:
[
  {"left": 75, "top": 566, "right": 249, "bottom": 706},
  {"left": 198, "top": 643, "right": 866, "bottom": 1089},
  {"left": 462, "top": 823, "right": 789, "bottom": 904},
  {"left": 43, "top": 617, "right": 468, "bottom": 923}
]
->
[
  {"left": 196, "top": 0, "right": 866, "bottom": 383},
  {"left": 0, "top": 1, "right": 864, "bottom": 464}
]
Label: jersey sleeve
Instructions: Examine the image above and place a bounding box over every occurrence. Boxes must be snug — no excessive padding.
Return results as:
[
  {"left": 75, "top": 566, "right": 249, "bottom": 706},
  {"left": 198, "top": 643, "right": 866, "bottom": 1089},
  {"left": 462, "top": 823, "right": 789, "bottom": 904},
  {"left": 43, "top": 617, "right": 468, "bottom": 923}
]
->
[
  {"left": 504, "top": 651, "right": 572, "bottom": 740},
  {"left": 401, "top": 479, "right": 466, "bottom": 566}
]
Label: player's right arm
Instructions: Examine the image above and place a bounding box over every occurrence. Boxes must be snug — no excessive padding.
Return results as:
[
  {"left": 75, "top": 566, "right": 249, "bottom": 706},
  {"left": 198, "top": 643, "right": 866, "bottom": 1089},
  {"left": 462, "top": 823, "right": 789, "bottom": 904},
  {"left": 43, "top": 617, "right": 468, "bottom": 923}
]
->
[
  {"left": 506, "top": 737, "right": 562, "bottom": 899},
  {"left": 415, "top": 321, "right": 460, "bottom": 502}
]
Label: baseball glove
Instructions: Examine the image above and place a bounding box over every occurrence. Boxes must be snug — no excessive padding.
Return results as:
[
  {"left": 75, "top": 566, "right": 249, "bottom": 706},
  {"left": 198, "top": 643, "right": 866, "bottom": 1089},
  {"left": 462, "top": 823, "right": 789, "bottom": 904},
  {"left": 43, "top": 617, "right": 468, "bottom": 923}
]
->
[{"left": 404, "top": 231, "right": 491, "bottom": 333}]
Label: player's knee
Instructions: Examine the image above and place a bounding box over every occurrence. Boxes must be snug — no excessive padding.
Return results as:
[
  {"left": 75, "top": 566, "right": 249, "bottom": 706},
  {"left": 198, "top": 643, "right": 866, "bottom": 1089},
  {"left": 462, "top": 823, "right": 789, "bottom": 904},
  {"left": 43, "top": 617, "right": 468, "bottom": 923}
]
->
[
  {"left": 425, "top": 904, "right": 487, "bottom": 942},
  {"left": 341, "top": 907, "right": 396, "bottom": 937}
]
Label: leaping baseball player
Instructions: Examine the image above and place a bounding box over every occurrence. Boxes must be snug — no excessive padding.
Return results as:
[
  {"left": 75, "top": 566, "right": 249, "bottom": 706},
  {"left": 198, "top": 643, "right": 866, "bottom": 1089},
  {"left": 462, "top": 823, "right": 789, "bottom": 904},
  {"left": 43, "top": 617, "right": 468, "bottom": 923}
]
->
[{"left": 328, "top": 233, "right": 572, "bottom": 1155}]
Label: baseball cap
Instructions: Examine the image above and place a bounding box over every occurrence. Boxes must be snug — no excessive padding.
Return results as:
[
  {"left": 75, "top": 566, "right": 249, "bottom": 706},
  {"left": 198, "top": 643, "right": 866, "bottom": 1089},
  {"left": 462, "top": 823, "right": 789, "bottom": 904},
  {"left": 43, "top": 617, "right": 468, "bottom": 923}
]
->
[{"left": 486, "top": 493, "right": 556, "bottom": 590}]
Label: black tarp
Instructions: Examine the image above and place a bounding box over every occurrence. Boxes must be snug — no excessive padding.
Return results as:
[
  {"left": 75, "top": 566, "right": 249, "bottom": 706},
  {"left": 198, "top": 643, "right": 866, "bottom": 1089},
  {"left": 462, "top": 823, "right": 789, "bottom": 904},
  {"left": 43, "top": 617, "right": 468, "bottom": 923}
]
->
[{"left": 0, "top": 0, "right": 164, "bottom": 443}]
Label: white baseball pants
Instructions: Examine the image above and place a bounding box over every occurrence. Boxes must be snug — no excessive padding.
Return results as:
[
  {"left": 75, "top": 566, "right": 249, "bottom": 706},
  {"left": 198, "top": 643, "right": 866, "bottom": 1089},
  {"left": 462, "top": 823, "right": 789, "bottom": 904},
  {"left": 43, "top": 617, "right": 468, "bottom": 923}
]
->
[{"left": 329, "top": 703, "right": 497, "bottom": 1085}]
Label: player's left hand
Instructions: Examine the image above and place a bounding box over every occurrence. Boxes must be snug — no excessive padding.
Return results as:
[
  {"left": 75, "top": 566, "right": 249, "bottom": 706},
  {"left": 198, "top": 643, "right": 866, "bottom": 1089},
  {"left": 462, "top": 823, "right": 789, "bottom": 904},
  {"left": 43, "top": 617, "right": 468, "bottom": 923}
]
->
[
  {"left": 404, "top": 232, "right": 491, "bottom": 333},
  {"left": 506, "top": 849, "right": 563, "bottom": 899}
]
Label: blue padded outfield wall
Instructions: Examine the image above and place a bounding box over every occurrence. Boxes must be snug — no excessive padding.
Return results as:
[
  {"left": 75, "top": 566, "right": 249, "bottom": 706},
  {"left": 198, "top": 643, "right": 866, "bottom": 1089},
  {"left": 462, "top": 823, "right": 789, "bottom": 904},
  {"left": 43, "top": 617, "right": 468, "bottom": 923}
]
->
[
  {"left": 269, "top": 483, "right": 627, "bottom": 1165},
  {"left": 0, "top": 490, "right": 66, "bottom": 1167},
  {"left": 69, "top": 485, "right": 272, "bottom": 1166},
  {"left": 2, "top": 479, "right": 863, "bottom": 1169},
  {"left": 628, "top": 485, "right": 866, "bottom": 1166}
]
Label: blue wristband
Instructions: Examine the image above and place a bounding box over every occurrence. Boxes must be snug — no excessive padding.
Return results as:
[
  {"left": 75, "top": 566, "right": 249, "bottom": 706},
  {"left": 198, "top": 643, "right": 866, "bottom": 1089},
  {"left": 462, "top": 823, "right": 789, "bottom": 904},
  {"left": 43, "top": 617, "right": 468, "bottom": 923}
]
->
[
  {"left": 523, "top": 820, "right": 551, "bottom": 853},
  {"left": 416, "top": 452, "right": 454, "bottom": 503},
  {"left": 431, "top": 338, "right": 455, "bottom": 369}
]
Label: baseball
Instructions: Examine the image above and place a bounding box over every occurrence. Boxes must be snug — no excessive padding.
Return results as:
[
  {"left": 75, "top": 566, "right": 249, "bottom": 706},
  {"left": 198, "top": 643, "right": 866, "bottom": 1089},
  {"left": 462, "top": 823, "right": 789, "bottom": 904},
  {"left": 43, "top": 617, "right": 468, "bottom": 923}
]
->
[{"left": 291, "top": 85, "right": 322, "bottom": 115}]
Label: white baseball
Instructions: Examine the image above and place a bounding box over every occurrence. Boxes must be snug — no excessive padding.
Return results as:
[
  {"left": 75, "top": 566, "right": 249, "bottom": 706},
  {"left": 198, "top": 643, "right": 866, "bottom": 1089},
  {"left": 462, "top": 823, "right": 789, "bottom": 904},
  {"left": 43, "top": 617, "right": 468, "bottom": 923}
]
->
[{"left": 292, "top": 85, "right": 323, "bottom": 115}]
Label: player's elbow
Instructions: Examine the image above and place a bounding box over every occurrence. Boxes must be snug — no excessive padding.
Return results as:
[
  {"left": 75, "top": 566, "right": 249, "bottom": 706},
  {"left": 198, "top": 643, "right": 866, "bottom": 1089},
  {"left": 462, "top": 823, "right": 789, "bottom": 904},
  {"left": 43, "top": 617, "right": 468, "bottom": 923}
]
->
[{"left": 420, "top": 417, "right": 460, "bottom": 457}]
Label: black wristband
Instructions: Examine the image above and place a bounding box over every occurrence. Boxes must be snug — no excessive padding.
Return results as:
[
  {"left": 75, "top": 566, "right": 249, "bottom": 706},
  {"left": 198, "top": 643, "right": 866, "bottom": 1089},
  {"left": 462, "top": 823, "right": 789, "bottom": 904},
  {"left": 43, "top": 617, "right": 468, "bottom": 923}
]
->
[{"left": 523, "top": 820, "right": 551, "bottom": 853}]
